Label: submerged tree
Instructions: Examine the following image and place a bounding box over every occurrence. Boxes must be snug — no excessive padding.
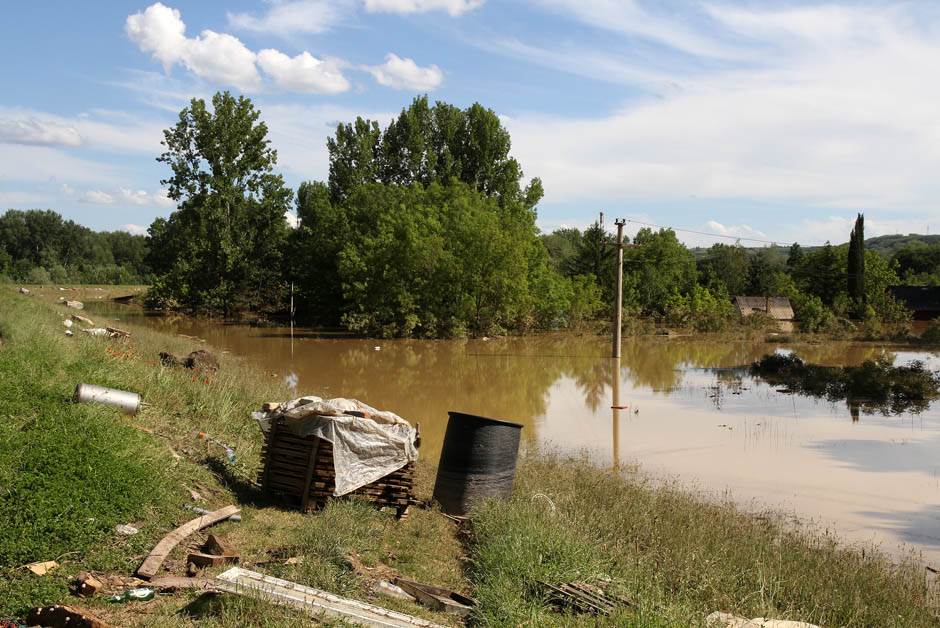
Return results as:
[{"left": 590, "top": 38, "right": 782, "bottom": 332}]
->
[{"left": 149, "top": 92, "right": 292, "bottom": 314}]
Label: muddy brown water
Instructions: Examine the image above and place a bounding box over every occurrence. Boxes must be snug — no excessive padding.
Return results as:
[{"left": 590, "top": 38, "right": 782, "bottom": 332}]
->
[{"left": 81, "top": 297, "right": 940, "bottom": 566}]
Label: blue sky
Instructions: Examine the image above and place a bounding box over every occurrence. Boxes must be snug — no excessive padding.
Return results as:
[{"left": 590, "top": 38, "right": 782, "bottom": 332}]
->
[{"left": 1, "top": 1, "right": 939, "bottom": 245}]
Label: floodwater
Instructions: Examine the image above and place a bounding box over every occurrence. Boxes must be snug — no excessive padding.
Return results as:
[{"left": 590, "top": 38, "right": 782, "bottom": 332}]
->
[{"left": 85, "top": 298, "right": 940, "bottom": 565}]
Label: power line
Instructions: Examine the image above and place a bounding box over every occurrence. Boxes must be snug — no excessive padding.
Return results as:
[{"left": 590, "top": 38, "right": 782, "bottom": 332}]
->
[{"left": 623, "top": 217, "right": 782, "bottom": 246}]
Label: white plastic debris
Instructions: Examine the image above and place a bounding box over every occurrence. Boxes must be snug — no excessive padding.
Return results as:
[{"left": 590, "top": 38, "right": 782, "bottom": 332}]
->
[
  {"left": 63, "top": 319, "right": 73, "bottom": 328},
  {"left": 65, "top": 330, "right": 73, "bottom": 337},
  {"left": 64, "top": 300, "right": 84, "bottom": 309},
  {"left": 115, "top": 524, "right": 139, "bottom": 536}
]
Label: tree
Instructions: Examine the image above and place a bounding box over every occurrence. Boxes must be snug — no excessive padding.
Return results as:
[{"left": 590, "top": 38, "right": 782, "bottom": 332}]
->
[
  {"left": 150, "top": 92, "right": 292, "bottom": 314},
  {"left": 699, "top": 243, "right": 749, "bottom": 295},
  {"left": 847, "top": 213, "right": 866, "bottom": 315},
  {"left": 786, "top": 242, "right": 804, "bottom": 269},
  {"left": 622, "top": 228, "right": 697, "bottom": 315}
]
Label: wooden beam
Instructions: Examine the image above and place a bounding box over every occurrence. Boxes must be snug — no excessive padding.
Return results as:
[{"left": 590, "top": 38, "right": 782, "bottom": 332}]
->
[{"left": 136, "top": 505, "right": 240, "bottom": 580}]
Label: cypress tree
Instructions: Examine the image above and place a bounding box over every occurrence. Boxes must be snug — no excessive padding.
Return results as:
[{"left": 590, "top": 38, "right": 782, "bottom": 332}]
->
[{"left": 847, "top": 213, "right": 865, "bottom": 316}]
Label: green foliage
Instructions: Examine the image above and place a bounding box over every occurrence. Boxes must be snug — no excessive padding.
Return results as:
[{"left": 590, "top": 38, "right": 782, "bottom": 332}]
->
[
  {"left": 623, "top": 228, "right": 697, "bottom": 315},
  {"left": 0, "top": 209, "right": 150, "bottom": 284},
  {"left": 326, "top": 96, "right": 542, "bottom": 210},
  {"left": 699, "top": 243, "right": 749, "bottom": 296},
  {"left": 663, "top": 284, "right": 736, "bottom": 332},
  {"left": 148, "top": 91, "right": 292, "bottom": 314},
  {"left": 847, "top": 213, "right": 866, "bottom": 315}
]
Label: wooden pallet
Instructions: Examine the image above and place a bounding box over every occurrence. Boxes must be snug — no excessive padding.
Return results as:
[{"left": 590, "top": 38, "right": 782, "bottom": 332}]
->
[{"left": 259, "top": 416, "right": 415, "bottom": 519}]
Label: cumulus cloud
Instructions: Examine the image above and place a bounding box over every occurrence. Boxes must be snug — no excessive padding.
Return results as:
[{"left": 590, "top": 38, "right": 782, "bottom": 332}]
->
[
  {"left": 119, "top": 224, "right": 148, "bottom": 236},
  {"left": 258, "top": 49, "right": 350, "bottom": 94},
  {"left": 228, "top": 1, "right": 341, "bottom": 37},
  {"left": 368, "top": 53, "right": 443, "bottom": 90},
  {"left": 364, "top": 0, "right": 483, "bottom": 16},
  {"left": 284, "top": 210, "right": 300, "bottom": 228},
  {"left": 0, "top": 117, "right": 82, "bottom": 147},
  {"left": 127, "top": 3, "right": 351, "bottom": 93},
  {"left": 81, "top": 190, "right": 115, "bottom": 204}
]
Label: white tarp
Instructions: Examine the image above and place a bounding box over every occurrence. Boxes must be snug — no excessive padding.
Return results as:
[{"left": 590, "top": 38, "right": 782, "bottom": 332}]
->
[{"left": 254, "top": 396, "right": 417, "bottom": 497}]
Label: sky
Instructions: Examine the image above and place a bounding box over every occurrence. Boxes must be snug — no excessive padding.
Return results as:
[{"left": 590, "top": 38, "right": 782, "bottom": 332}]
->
[{"left": 1, "top": 0, "right": 939, "bottom": 246}]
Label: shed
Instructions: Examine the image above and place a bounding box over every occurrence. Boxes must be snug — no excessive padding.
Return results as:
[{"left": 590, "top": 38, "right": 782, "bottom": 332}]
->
[
  {"left": 733, "top": 296, "right": 794, "bottom": 321},
  {"left": 888, "top": 286, "right": 940, "bottom": 320}
]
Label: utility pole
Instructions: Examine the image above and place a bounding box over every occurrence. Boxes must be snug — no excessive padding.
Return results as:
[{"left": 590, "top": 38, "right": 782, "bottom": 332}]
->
[{"left": 612, "top": 219, "right": 626, "bottom": 359}]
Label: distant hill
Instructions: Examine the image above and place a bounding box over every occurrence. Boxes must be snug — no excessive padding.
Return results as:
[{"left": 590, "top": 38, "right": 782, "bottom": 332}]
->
[{"left": 689, "top": 234, "right": 939, "bottom": 259}]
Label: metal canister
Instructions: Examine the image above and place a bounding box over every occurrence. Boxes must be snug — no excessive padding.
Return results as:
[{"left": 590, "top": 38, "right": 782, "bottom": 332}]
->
[
  {"left": 432, "top": 412, "right": 523, "bottom": 516},
  {"left": 73, "top": 383, "right": 141, "bottom": 415}
]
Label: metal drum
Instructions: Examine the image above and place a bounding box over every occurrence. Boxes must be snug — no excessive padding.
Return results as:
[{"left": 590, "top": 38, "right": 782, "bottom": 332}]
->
[
  {"left": 432, "top": 412, "right": 523, "bottom": 516},
  {"left": 73, "top": 383, "right": 141, "bottom": 415}
]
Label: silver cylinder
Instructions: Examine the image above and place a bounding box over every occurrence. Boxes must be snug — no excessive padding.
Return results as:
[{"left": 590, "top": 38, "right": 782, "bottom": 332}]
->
[{"left": 73, "top": 383, "right": 141, "bottom": 415}]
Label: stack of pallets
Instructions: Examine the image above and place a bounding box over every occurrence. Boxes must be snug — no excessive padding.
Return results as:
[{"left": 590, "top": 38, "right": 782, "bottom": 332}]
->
[{"left": 259, "top": 415, "right": 415, "bottom": 519}]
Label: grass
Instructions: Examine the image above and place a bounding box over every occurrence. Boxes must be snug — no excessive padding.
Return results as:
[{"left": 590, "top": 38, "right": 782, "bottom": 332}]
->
[{"left": 1, "top": 286, "right": 939, "bottom": 626}]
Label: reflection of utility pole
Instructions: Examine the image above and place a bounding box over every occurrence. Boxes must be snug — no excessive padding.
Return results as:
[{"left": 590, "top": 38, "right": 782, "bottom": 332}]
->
[
  {"left": 612, "top": 219, "right": 626, "bottom": 359},
  {"left": 612, "top": 357, "right": 621, "bottom": 469}
]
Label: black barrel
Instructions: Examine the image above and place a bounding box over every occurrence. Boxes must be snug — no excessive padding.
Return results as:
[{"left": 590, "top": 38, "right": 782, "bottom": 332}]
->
[{"left": 432, "top": 412, "right": 523, "bottom": 516}]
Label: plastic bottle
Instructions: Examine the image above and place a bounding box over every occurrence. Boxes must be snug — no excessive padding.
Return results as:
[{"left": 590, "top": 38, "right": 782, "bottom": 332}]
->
[{"left": 107, "top": 588, "right": 155, "bottom": 603}]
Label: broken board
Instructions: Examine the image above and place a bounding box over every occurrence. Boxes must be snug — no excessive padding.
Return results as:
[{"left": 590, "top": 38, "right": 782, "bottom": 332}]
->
[{"left": 215, "top": 567, "right": 445, "bottom": 628}]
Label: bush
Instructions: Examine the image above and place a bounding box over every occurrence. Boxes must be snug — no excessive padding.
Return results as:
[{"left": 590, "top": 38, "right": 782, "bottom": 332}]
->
[{"left": 25, "top": 266, "right": 51, "bottom": 284}]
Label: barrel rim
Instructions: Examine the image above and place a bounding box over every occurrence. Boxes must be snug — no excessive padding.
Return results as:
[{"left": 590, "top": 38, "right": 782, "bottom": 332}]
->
[{"left": 447, "top": 411, "right": 523, "bottom": 429}]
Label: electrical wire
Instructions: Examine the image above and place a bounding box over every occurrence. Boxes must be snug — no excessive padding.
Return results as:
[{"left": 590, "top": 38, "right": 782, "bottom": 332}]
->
[{"left": 623, "top": 216, "right": 782, "bottom": 246}]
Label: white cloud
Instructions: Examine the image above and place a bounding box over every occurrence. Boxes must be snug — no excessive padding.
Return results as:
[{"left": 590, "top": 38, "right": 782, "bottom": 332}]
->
[
  {"left": 284, "top": 210, "right": 300, "bottom": 228},
  {"left": 257, "top": 50, "right": 349, "bottom": 94},
  {"left": 799, "top": 216, "right": 934, "bottom": 245},
  {"left": 0, "top": 117, "right": 82, "bottom": 147},
  {"left": 364, "top": 0, "right": 483, "bottom": 16},
  {"left": 704, "top": 221, "right": 768, "bottom": 242},
  {"left": 229, "top": 1, "right": 342, "bottom": 37},
  {"left": 500, "top": 3, "right": 940, "bottom": 215},
  {"left": 368, "top": 53, "right": 443, "bottom": 90},
  {"left": 118, "top": 188, "right": 152, "bottom": 205},
  {"left": 81, "top": 190, "right": 115, "bottom": 204},
  {"left": 126, "top": 3, "right": 260, "bottom": 91},
  {"left": 119, "top": 223, "right": 148, "bottom": 236}
]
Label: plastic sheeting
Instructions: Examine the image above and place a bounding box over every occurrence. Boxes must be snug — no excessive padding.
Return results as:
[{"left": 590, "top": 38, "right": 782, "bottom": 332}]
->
[{"left": 254, "top": 396, "right": 418, "bottom": 497}]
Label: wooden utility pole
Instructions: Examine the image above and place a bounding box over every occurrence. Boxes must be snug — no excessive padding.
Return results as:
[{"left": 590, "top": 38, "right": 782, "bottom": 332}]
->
[{"left": 612, "top": 219, "right": 626, "bottom": 359}]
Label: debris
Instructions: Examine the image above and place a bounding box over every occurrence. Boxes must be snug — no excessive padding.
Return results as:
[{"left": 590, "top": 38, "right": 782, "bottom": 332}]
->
[
  {"left": 71, "top": 314, "right": 95, "bottom": 326},
  {"left": 183, "top": 504, "right": 242, "bottom": 522},
  {"left": 538, "top": 580, "right": 632, "bottom": 616},
  {"left": 705, "top": 612, "right": 821, "bottom": 628},
  {"left": 63, "top": 319, "right": 73, "bottom": 328},
  {"left": 373, "top": 346, "right": 381, "bottom": 351},
  {"left": 26, "top": 561, "right": 59, "bottom": 576},
  {"left": 188, "top": 488, "right": 205, "bottom": 502},
  {"left": 261, "top": 401, "right": 282, "bottom": 413},
  {"left": 392, "top": 578, "right": 475, "bottom": 617},
  {"left": 105, "top": 326, "right": 130, "bottom": 339},
  {"left": 205, "top": 534, "right": 236, "bottom": 557},
  {"left": 71, "top": 572, "right": 104, "bottom": 598},
  {"left": 115, "top": 524, "right": 139, "bottom": 536},
  {"left": 137, "top": 505, "right": 240, "bottom": 579},
  {"left": 214, "top": 567, "right": 444, "bottom": 627},
  {"left": 26, "top": 605, "right": 110, "bottom": 628},
  {"left": 187, "top": 552, "right": 239, "bottom": 569},
  {"left": 18, "top": 287, "right": 30, "bottom": 295},
  {"left": 83, "top": 328, "right": 110, "bottom": 337},
  {"left": 374, "top": 580, "right": 415, "bottom": 602},
  {"left": 106, "top": 588, "right": 154, "bottom": 603},
  {"left": 197, "top": 432, "right": 236, "bottom": 463},
  {"left": 65, "top": 330, "right": 73, "bottom": 337},
  {"left": 160, "top": 350, "right": 219, "bottom": 371},
  {"left": 74, "top": 383, "right": 141, "bottom": 415},
  {"left": 64, "top": 300, "right": 84, "bottom": 309},
  {"left": 148, "top": 576, "right": 219, "bottom": 593}
]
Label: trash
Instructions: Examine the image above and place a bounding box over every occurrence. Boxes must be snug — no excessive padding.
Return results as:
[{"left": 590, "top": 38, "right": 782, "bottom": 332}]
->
[
  {"left": 71, "top": 572, "right": 104, "bottom": 597},
  {"left": 374, "top": 580, "right": 415, "bottom": 602},
  {"left": 214, "top": 567, "right": 444, "bottom": 627},
  {"left": 63, "top": 319, "right": 73, "bottom": 328},
  {"left": 705, "top": 612, "right": 821, "bottom": 628},
  {"left": 73, "top": 383, "right": 141, "bottom": 415},
  {"left": 373, "top": 346, "right": 381, "bottom": 351},
  {"left": 159, "top": 350, "right": 219, "bottom": 372},
  {"left": 26, "top": 605, "right": 110, "bottom": 628},
  {"left": 148, "top": 576, "right": 219, "bottom": 593},
  {"left": 83, "top": 328, "right": 110, "bottom": 337},
  {"left": 18, "top": 287, "right": 30, "bottom": 295},
  {"left": 65, "top": 330, "right": 73, "bottom": 337},
  {"left": 106, "top": 588, "right": 154, "bottom": 603},
  {"left": 392, "top": 578, "right": 475, "bottom": 617},
  {"left": 538, "top": 580, "right": 632, "bottom": 616},
  {"left": 188, "top": 488, "right": 205, "bottom": 502},
  {"left": 137, "top": 505, "right": 240, "bottom": 579},
  {"left": 115, "top": 524, "right": 139, "bottom": 536},
  {"left": 197, "top": 432, "right": 236, "bottom": 463},
  {"left": 71, "top": 314, "right": 94, "bottom": 326},
  {"left": 183, "top": 504, "right": 242, "bottom": 522},
  {"left": 26, "top": 560, "right": 59, "bottom": 576},
  {"left": 64, "top": 300, "right": 84, "bottom": 309},
  {"left": 187, "top": 552, "right": 239, "bottom": 569}
]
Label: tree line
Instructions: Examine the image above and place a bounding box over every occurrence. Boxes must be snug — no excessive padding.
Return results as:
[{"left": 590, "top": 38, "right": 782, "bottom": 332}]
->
[
  {"left": 0, "top": 209, "right": 150, "bottom": 284},
  {"left": 4, "top": 91, "right": 939, "bottom": 337}
]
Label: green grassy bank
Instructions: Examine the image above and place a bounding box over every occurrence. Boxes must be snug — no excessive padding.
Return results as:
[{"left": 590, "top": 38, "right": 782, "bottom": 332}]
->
[{"left": 0, "top": 287, "right": 938, "bottom": 626}]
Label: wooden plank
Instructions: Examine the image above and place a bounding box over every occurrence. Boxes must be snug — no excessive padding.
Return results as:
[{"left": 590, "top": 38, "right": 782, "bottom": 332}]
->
[
  {"left": 300, "top": 437, "right": 321, "bottom": 511},
  {"left": 137, "top": 505, "right": 240, "bottom": 580},
  {"left": 215, "top": 567, "right": 445, "bottom": 628}
]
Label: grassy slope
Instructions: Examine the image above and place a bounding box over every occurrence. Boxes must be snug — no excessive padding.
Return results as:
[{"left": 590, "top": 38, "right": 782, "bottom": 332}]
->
[{"left": 1, "top": 287, "right": 938, "bottom": 626}]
